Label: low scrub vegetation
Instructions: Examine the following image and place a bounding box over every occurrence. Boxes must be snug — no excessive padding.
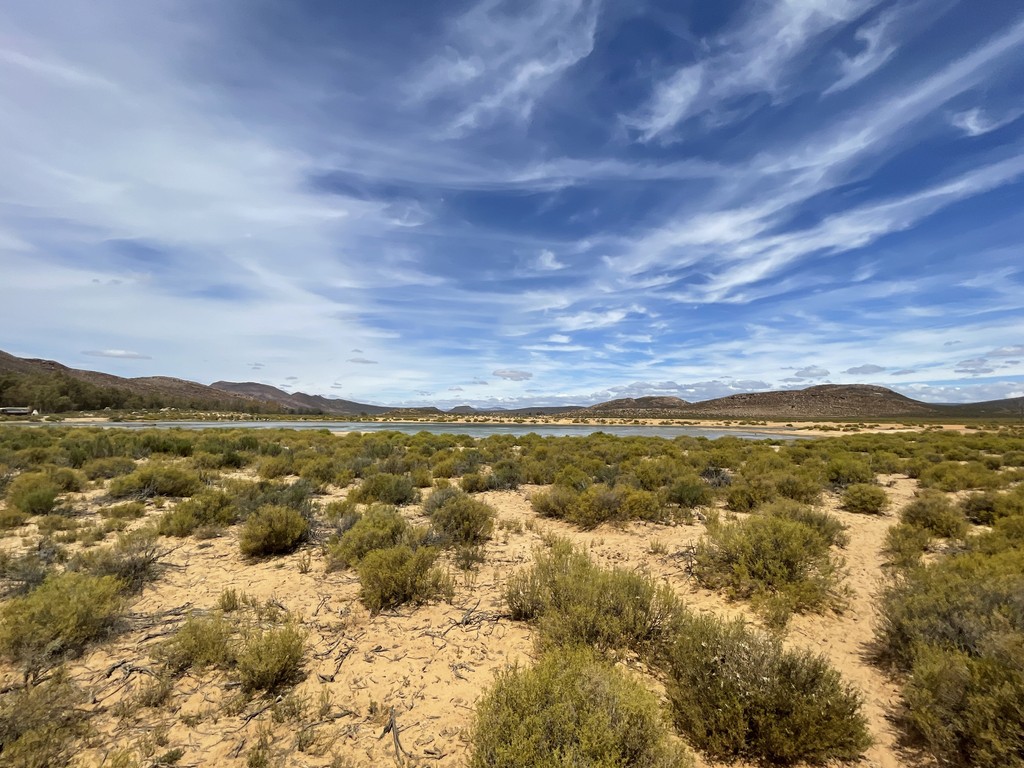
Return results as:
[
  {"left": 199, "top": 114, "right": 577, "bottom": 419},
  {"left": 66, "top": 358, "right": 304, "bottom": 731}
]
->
[
  {"left": 0, "top": 669, "right": 90, "bottom": 768},
  {"left": 693, "top": 513, "right": 846, "bottom": 625},
  {"left": 356, "top": 544, "right": 451, "bottom": 614},
  {"left": 349, "top": 472, "right": 417, "bottom": 505},
  {"left": 239, "top": 505, "right": 309, "bottom": 557},
  {"left": 899, "top": 491, "right": 968, "bottom": 539},
  {"left": 236, "top": 623, "right": 306, "bottom": 694},
  {"left": 876, "top": 529, "right": 1024, "bottom": 767},
  {"left": 323, "top": 504, "right": 410, "bottom": 570},
  {"left": 470, "top": 647, "right": 692, "bottom": 768},
  {"left": 108, "top": 464, "right": 202, "bottom": 499},
  {"left": 427, "top": 490, "right": 495, "bottom": 545},
  {"left": 665, "top": 613, "right": 871, "bottom": 764},
  {"left": 158, "top": 489, "right": 236, "bottom": 537},
  {"left": 506, "top": 540, "right": 683, "bottom": 656},
  {"left": 841, "top": 483, "right": 890, "bottom": 514},
  {"left": 0, "top": 572, "right": 123, "bottom": 677},
  {"left": 5, "top": 472, "right": 60, "bottom": 516}
]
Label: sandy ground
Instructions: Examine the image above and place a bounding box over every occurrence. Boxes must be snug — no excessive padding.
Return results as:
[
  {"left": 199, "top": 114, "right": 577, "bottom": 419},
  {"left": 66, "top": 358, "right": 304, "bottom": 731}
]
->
[{"left": 0, "top": 465, "right": 949, "bottom": 768}]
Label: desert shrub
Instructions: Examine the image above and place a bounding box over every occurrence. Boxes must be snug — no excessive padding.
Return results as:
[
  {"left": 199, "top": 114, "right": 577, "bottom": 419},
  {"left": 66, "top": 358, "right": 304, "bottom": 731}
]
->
[
  {"left": 693, "top": 514, "right": 845, "bottom": 625},
  {"left": 665, "top": 476, "right": 710, "bottom": 508},
  {"left": 488, "top": 459, "right": 522, "bottom": 490},
  {"left": 0, "top": 544, "right": 59, "bottom": 597},
  {"left": 239, "top": 505, "right": 309, "bottom": 557},
  {"left": 324, "top": 504, "right": 409, "bottom": 570},
  {"left": 470, "top": 647, "right": 691, "bottom": 768},
  {"left": 901, "top": 642, "right": 1024, "bottom": 767},
  {"left": 0, "top": 508, "right": 29, "bottom": 529},
  {"left": 664, "top": 613, "right": 870, "bottom": 764},
  {"left": 45, "top": 467, "right": 85, "bottom": 493},
  {"left": 100, "top": 501, "right": 146, "bottom": 520},
  {"left": 900, "top": 491, "right": 968, "bottom": 539},
  {"left": 841, "top": 483, "right": 890, "bottom": 515},
  {"left": 825, "top": 456, "right": 874, "bottom": 488},
  {"left": 763, "top": 499, "right": 848, "bottom": 547},
  {"left": 960, "top": 490, "right": 1024, "bottom": 525},
  {"left": 5, "top": 473, "right": 59, "bottom": 515},
  {"left": 882, "top": 523, "right": 930, "bottom": 570},
  {"left": 158, "top": 490, "right": 236, "bottom": 537},
  {"left": 622, "top": 488, "right": 670, "bottom": 522},
  {"left": 870, "top": 450, "right": 904, "bottom": 474},
  {"left": 875, "top": 544, "right": 1024, "bottom": 767},
  {"left": 725, "top": 478, "right": 777, "bottom": 512},
  {"left": 236, "top": 623, "right": 306, "bottom": 693},
  {"left": 157, "top": 614, "right": 234, "bottom": 673},
  {"left": 530, "top": 485, "right": 578, "bottom": 519},
  {"left": 773, "top": 470, "right": 823, "bottom": 504},
  {"left": 108, "top": 464, "right": 202, "bottom": 499},
  {"left": 0, "top": 572, "right": 123, "bottom": 675},
  {"left": 919, "top": 461, "right": 1004, "bottom": 492},
  {"left": 351, "top": 473, "right": 417, "bottom": 505},
  {"left": 553, "top": 465, "right": 591, "bottom": 491},
  {"left": 569, "top": 484, "right": 627, "bottom": 528},
  {"left": 0, "top": 669, "right": 89, "bottom": 768},
  {"left": 70, "top": 529, "right": 162, "bottom": 592},
  {"left": 298, "top": 456, "right": 338, "bottom": 486},
  {"left": 356, "top": 545, "right": 450, "bottom": 614},
  {"left": 429, "top": 495, "right": 494, "bottom": 546},
  {"left": 421, "top": 483, "right": 465, "bottom": 516},
  {"left": 257, "top": 453, "right": 294, "bottom": 479},
  {"left": 227, "top": 478, "right": 315, "bottom": 519},
  {"left": 505, "top": 540, "right": 683, "bottom": 656},
  {"left": 460, "top": 472, "right": 490, "bottom": 493}
]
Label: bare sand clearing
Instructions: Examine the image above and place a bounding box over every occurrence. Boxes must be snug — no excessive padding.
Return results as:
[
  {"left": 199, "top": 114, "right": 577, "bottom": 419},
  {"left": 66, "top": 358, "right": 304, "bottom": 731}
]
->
[{"left": 0, "top": 468, "right": 945, "bottom": 768}]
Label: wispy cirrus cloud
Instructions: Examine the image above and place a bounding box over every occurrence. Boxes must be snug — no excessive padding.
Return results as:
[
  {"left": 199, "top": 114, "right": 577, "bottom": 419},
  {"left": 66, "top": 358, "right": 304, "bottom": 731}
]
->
[{"left": 82, "top": 349, "right": 151, "bottom": 360}]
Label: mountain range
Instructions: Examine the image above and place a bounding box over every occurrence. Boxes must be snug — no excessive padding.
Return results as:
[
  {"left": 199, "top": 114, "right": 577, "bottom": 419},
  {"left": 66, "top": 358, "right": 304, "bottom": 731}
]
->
[{"left": 2, "top": 350, "right": 1022, "bottom": 420}]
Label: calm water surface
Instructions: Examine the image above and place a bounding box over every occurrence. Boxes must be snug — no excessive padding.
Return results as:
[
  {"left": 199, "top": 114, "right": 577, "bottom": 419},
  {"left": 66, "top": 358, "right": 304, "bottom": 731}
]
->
[{"left": 53, "top": 420, "right": 807, "bottom": 441}]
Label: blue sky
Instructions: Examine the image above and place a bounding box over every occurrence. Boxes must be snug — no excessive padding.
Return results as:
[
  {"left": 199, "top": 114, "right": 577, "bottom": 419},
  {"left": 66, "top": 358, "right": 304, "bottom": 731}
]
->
[{"left": 1, "top": 0, "right": 1023, "bottom": 408}]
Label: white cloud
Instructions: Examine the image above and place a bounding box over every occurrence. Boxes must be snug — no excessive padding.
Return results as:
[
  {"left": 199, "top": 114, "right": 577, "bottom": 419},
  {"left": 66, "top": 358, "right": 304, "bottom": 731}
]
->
[
  {"left": 536, "top": 249, "right": 566, "bottom": 270},
  {"left": 844, "top": 363, "right": 886, "bottom": 374},
  {"left": 824, "top": 6, "right": 901, "bottom": 94},
  {"left": 547, "top": 334, "right": 571, "bottom": 343},
  {"left": 989, "top": 345, "right": 1024, "bottom": 356},
  {"left": 347, "top": 357, "right": 379, "bottom": 364},
  {"left": 950, "top": 107, "right": 1024, "bottom": 137},
  {"left": 493, "top": 368, "right": 533, "bottom": 381},
  {"left": 81, "top": 349, "right": 151, "bottom": 360},
  {"left": 792, "top": 366, "right": 830, "bottom": 379}
]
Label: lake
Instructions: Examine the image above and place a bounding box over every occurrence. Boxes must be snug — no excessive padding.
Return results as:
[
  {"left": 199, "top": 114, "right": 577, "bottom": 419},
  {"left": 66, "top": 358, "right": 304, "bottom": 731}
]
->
[{"left": 49, "top": 420, "right": 807, "bottom": 441}]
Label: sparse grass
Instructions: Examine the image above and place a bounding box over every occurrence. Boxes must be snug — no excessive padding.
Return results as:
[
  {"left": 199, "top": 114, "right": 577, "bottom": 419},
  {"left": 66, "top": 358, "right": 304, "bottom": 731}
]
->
[
  {"left": 356, "top": 545, "right": 451, "bottom": 614},
  {"left": 665, "top": 613, "right": 871, "bottom": 765},
  {"left": 470, "top": 647, "right": 692, "bottom": 768},
  {"left": 239, "top": 504, "right": 309, "bottom": 557}
]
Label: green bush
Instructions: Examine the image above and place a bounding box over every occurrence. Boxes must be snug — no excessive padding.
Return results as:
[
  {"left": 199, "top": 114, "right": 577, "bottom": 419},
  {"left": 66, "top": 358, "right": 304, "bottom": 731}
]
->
[
  {"left": 470, "top": 647, "right": 691, "bottom": 768},
  {"left": 530, "top": 485, "right": 578, "bottom": 519},
  {"left": 841, "top": 483, "right": 890, "bottom": 514},
  {"left": 919, "top": 461, "right": 1004, "bottom": 492},
  {"left": 44, "top": 467, "right": 85, "bottom": 493},
  {"left": 356, "top": 545, "right": 450, "bottom": 614},
  {"left": 763, "top": 499, "right": 848, "bottom": 548},
  {"left": 5, "top": 473, "right": 59, "bottom": 515},
  {"left": 882, "top": 523, "right": 930, "bottom": 570},
  {"left": 875, "top": 542, "right": 1024, "bottom": 767},
  {"left": 239, "top": 505, "right": 309, "bottom": 557},
  {"left": 825, "top": 456, "right": 874, "bottom": 488},
  {"left": 773, "top": 470, "right": 824, "bottom": 504},
  {"left": 421, "top": 483, "right": 465, "bottom": 516},
  {"left": 665, "top": 613, "right": 870, "bottom": 764},
  {"left": 900, "top": 491, "right": 968, "bottom": 539},
  {"left": 0, "top": 572, "right": 123, "bottom": 675},
  {"left": 157, "top": 614, "right": 234, "bottom": 673},
  {"left": 324, "top": 504, "right": 409, "bottom": 570},
  {"left": 158, "top": 489, "right": 236, "bottom": 537},
  {"left": 108, "top": 464, "right": 202, "bottom": 499},
  {"left": 0, "top": 669, "right": 89, "bottom": 768},
  {"left": 960, "top": 490, "right": 1024, "bottom": 525},
  {"left": 693, "top": 514, "right": 845, "bottom": 625},
  {"left": 351, "top": 473, "right": 417, "bottom": 505},
  {"left": 505, "top": 540, "right": 683, "bottom": 656},
  {"left": 665, "top": 475, "right": 711, "bottom": 509},
  {"left": 100, "top": 501, "right": 146, "bottom": 520},
  {"left": 236, "top": 623, "right": 306, "bottom": 693},
  {"left": 429, "top": 495, "right": 494, "bottom": 546},
  {"left": 460, "top": 472, "right": 490, "bottom": 493},
  {"left": 570, "top": 484, "right": 627, "bottom": 528},
  {"left": 725, "top": 479, "right": 777, "bottom": 512}
]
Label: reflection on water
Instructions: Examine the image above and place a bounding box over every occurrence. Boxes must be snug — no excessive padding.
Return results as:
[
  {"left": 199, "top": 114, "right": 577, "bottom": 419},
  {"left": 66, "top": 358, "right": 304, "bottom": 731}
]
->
[{"left": 51, "top": 420, "right": 806, "bottom": 441}]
